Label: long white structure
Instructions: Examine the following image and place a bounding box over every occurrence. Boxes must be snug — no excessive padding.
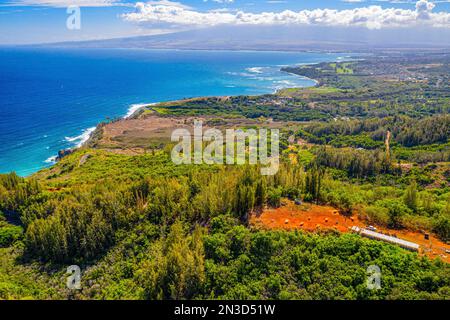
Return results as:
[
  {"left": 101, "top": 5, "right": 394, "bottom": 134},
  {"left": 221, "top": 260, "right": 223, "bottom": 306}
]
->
[{"left": 351, "top": 226, "right": 420, "bottom": 252}]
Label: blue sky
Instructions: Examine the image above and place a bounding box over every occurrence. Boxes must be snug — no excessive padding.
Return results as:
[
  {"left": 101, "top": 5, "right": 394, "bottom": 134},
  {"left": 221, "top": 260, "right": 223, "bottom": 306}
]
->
[{"left": 0, "top": 0, "right": 449, "bottom": 44}]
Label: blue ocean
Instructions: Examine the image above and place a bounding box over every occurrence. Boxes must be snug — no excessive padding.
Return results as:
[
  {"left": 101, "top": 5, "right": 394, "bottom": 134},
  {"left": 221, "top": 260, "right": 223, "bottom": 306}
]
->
[{"left": 0, "top": 48, "right": 345, "bottom": 176}]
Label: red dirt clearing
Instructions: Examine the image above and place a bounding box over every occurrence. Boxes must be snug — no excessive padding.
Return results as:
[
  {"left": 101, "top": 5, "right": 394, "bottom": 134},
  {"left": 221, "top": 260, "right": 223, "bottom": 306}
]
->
[
  {"left": 250, "top": 201, "right": 450, "bottom": 263},
  {"left": 251, "top": 202, "right": 365, "bottom": 233}
]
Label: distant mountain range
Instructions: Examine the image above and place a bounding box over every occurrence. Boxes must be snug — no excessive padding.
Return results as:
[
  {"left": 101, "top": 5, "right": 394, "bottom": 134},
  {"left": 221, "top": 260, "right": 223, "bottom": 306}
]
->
[{"left": 41, "top": 25, "right": 450, "bottom": 52}]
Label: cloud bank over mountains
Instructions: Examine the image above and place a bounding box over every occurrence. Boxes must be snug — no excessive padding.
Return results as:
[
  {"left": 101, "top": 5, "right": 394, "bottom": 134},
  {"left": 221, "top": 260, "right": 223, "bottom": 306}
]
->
[
  {"left": 122, "top": 0, "right": 450, "bottom": 29},
  {"left": 6, "top": 0, "right": 449, "bottom": 46}
]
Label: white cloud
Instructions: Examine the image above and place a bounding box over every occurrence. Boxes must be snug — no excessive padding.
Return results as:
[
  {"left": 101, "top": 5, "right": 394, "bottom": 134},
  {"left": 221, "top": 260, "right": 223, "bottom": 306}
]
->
[
  {"left": 3, "top": 0, "right": 123, "bottom": 7},
  {"left": 147, "top": 0, "right": 192, "bottom": 9},
  {"left": 203, "top": 0, "right": 234, "bottom": 3},
  {"left": 415, "top": 0, "right": 435, "bottom": 19},
  {"left": 123, "top": 0, "right": 450, "bottom": 29}
]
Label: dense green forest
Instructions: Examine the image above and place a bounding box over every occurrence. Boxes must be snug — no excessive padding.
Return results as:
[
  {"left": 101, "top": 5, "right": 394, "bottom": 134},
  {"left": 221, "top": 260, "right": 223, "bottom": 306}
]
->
[
  {"left": 0, "top": 147, "right": 449, "bottom": 299},
  {"left": 0, "top": 53, "right": 449, "bottom": 300}
]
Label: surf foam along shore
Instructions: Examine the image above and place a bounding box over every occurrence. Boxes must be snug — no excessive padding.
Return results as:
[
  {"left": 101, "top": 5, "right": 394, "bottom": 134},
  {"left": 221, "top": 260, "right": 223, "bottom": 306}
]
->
[
  {"left": 246, "top": 67, "right": 265, "bottom": 74},
  {"left": 124, "top": 103, "right": 149, "bottom": 119},
  {"left": 44, "top": 155, "right": 58, "bottom": 164},
  {"left": 39, "top": 57, "right": 349, "bottom": 168},
  {"left": 43, "top": 127, "right": 96, "bottom": 165},
  {"left": 125, "top": 102, "right": 160, "bottom": 119},
  {"left": 241, "top": 65, "right": 320, "bottom": 94},
  {"left": 45, "top": 102, "right": 158, "bottom": 165},
  {"left": 65, "top": 127, "right": 97, "bottom": 148}
]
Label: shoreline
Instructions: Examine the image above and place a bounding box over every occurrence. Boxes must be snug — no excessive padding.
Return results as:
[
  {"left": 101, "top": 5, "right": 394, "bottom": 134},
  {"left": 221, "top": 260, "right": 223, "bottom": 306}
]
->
[
  {"left": 35, "top": 55, "right": 350, "bottom": 174},
  {"left": 113, "top": 60, "right": 333, "bottom": 120},
  {"left": 20, "top": 44, "right": 356, "bottom": 55},
  {"left": 76, "top": 69, "right": 320, "bottom": 154}
]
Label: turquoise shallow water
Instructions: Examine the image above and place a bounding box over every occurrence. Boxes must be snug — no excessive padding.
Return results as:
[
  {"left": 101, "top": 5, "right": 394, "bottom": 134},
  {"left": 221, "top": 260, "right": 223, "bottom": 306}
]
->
[{"left": 0, "top": 47, "right": 345, "bottom": 176}]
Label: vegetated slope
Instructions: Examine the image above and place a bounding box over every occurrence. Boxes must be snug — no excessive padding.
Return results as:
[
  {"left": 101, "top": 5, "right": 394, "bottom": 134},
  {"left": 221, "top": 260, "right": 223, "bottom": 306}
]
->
[
  {"left": 1, "top": 148, "right": 449, "bottom": 299},
  {"left": 0, "top": 52, "right": 449, "bottom": 300}
]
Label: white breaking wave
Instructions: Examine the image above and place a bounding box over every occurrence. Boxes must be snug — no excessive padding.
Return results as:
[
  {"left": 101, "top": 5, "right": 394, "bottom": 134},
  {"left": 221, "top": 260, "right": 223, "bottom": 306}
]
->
[
  {"left": 253, "top": 77, "right": 275, "bottom": 81},
  {"left": 124, "top": 102, "right": 159, "bottom": 119},
  {"left": 65, "top": 127, "right": 96, "bottom": 148},
  {"left": 275, "top": 80, "right": 295, "bottom": 86},
  {"left": 246, "top": 67, "right": 265, "bottom": 74},
  {"left": 44, "top": 155, "right": 57, "bottom": 164},
  {"left": 124, "top": 103, "right": 147, "bottom": 119}
]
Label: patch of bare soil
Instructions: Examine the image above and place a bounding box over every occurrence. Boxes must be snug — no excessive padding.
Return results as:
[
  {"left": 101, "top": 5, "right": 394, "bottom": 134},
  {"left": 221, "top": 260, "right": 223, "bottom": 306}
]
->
[
  {"left": 250, "top": 200, "right": 450, "bottom": 263},
  {"left": 251, "top": 202, "right": 364, "bottom": 233},
  {"left": 95, "top": 114, "right": 295, "bottom": 153},
  {"left": 97, "top": 115, "right": 187, "bottom": 151}
]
